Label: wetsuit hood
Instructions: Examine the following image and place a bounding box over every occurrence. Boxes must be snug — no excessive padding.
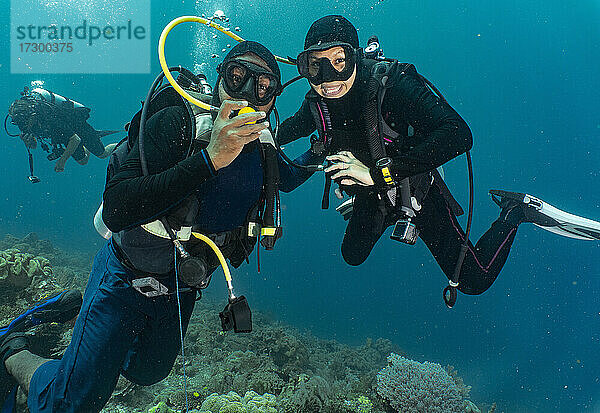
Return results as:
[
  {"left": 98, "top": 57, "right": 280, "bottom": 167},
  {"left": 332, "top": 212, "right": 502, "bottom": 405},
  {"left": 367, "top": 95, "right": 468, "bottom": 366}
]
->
[
  {"left": 304, "top": 15, "right": 359, "bottom": 52},
  {"left": 222, "top": 41, "right": 280, "bottom": 80}
]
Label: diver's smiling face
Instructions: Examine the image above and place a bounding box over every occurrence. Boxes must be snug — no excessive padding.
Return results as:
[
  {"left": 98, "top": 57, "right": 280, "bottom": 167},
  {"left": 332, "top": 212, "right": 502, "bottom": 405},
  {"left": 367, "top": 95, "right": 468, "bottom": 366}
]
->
[{"left": 309, "top": 46, "right": 357, "bottom": 99}]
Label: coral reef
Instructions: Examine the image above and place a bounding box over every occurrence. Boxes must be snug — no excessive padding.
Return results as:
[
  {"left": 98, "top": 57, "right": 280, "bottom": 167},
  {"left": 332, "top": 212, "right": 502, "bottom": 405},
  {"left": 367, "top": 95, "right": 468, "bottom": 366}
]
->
[
  {"left": 0, "top": 233, "right": 91, "bottom": 328},
  {"left": 103, "top": 304, "right": 488, "bottom": 413},
  {"left": 195, "top": 390, "right": 277, "bottom": 413},
  {"left": 0, "top": 233, "right": 56, "bottom": 258},
  {"left": 376, "top": 353, "right": 466, "bottom": 413},
  {"left": 277, "top": 374, "right": 331, "bottom": 413},
  {"left": 148, "top": 401, "right": 177, "bottom": 413},
  {"left": 0, "top": 248, "right": 52, "bottom": 289},
  {"left": 0, "top": 233, "right": 89, "bottom": 413},
  {"left": 465, "top": 400, "right": 481, "bottom": 412},
  {"left": 344, "top": 395, "right": 374, "bottom": 413},
  {"left": 0, "top": 232, "right": 490, "bottom": 413},
  {"left": 0, "top": 233, "right": 91, "bottom": 289},
  {"left": 446, "top": 364, "right": 472, "bottom": 399}
]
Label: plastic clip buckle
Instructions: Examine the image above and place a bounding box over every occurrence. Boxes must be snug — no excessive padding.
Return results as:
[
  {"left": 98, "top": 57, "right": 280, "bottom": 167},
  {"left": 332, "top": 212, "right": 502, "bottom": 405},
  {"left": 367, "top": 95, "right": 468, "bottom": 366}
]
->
[{"left": 131, "top": 277, "right": 169, "bottom": 298}]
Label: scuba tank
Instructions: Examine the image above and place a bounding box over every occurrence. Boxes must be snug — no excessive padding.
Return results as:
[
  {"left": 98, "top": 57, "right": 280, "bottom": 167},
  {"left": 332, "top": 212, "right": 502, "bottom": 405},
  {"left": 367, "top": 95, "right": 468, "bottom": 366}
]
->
[
  {"left": 94, "top": 203, "right": 112, "bottom": 240},
  {"left": 27, "top": 87, "right": 92, "bottom": 126},
  {"left": 29, "top": 88, "right": 87, "bottom": 111}
]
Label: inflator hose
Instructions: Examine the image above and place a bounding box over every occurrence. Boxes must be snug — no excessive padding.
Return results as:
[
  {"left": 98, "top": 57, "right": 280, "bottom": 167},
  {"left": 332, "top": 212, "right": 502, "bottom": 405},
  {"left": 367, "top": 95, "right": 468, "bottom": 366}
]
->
[
  {"left": 191, "top": 232, "right": 234, "bottom": 292},
  {"left": 364, "top": 62, "right": 391, "bottom": 162},
  {"left": 259, "top": 143, "right": 281, "bottom": 249}
]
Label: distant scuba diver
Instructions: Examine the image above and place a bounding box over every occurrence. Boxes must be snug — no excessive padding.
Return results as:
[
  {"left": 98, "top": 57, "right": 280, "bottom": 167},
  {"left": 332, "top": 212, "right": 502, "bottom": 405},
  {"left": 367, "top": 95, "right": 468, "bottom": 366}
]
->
[
  {"left": 5, "top": 86, "right": 118, "bottom": 181},
  {"left": 278, "top": 15, "right": 600, "bottom": 307}
]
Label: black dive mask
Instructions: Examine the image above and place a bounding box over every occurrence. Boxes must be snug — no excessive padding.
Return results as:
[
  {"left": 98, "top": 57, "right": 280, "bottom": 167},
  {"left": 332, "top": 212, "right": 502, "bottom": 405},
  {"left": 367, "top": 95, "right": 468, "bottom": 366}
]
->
[
  {"left": 217, "top": 59, "right": 281, "bottom": 106},
  {"left": 296, "top": 43, "right": 357, "bottom": 85}
]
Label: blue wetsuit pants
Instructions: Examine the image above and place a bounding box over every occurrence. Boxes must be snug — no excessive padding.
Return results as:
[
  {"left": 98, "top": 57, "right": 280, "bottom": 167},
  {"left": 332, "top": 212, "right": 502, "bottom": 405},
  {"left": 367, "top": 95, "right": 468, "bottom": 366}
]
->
[{"left": 26, "top": 241, "right": 196, "bottom": 412}]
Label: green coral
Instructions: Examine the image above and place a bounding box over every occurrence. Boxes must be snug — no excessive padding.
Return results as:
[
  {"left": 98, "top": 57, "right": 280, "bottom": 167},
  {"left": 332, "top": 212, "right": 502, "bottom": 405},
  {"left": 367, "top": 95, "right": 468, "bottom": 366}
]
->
[
  {"left": 148, "top": 401, "right": 177, "bottom": 413},
  {"left": 0, "top": 248, "right": 53, "bottom": 288},
  {"left": 199, "top": 391, "right": 277, "bottom": 413},
  {"left": 204, "top": 350, "right": 285, "bottom": 396},
  {"left": 278, "top": 375, "right": 331, "bottom": 413},
  {"left": 344, "top": 395, "right": 373, "bottom": 413}
]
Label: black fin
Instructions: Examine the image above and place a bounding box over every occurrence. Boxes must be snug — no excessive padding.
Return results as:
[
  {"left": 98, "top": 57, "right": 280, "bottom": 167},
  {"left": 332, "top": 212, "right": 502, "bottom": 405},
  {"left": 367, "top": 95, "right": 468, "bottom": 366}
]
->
[{"left": 97, "top": 130, "right": 119, "bottom": 139}]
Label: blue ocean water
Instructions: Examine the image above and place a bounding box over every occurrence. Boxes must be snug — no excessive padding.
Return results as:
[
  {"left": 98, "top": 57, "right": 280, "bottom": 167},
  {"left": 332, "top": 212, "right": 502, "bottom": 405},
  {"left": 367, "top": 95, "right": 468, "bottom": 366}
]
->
[{"left": 1, "top": 0, "right": 599, "bottom": 411}]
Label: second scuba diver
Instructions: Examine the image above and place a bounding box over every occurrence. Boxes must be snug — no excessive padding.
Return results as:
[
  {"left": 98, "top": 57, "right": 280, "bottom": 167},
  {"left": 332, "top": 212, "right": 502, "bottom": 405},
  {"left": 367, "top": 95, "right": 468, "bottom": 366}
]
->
[
  {"left": 0, "top": 41, "right": 320, "bottom": 412},
  {"left": 7, "top": 88, "right": 118, "bottom": 178},
  {"left": 278, "top": 15, "right": 600, "bottom": 301}
]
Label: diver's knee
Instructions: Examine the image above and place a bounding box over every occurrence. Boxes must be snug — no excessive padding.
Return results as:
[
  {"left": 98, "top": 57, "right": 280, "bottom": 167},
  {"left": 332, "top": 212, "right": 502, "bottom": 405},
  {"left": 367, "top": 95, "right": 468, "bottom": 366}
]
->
[
  {"left": 457, "top": 275, "right": 497, "bottom": 296},
  {"left": 341, "top": 247, "right": 368, "bottom": 266},
  {"left": 122, "top": 366, "right": 170, "bottom": 386}
]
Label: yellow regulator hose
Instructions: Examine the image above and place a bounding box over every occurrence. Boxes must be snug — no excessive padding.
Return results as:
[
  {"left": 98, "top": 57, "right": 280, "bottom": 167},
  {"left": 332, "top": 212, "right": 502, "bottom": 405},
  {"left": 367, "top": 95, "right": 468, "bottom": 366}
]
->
[{"left": 158, "top": 15, "right": 294, "bottom": 110}]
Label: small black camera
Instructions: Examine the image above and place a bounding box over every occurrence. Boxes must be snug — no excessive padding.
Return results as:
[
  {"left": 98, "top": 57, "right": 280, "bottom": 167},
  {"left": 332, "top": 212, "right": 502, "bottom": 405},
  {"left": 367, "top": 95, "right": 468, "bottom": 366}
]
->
[
  {"left": 390, "top": 217, "right": 419, "bottom": 245},
  {"left": 219, "top": 295, "right": 252, "bottom": 333}
]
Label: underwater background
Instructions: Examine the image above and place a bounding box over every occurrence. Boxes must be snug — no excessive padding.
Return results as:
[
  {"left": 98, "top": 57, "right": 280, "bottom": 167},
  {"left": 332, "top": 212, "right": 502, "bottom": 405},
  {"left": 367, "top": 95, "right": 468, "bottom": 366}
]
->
[{"left": 1, "top": 0, "right": 599, "bottom": 411}]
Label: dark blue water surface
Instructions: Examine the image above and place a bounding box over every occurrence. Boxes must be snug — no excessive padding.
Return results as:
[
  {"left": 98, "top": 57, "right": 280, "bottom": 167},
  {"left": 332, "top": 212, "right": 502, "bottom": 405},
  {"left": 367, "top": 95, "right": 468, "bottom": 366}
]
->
[{"left": 1, "top": 1, "right": 599, "bottom": 411}]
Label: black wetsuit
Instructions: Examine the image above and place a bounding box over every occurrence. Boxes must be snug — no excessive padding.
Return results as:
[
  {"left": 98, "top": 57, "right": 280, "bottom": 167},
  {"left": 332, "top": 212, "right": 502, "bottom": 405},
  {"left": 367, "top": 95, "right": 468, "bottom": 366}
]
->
[
  {"left": 23, "top": 100, "right": 107, "bottom": 160},
  {"left": 103, "top": 105, "right": 317, "bottom": 267},
  {"left": 278, "top": 60, "right": 520, "bottom": 295}
]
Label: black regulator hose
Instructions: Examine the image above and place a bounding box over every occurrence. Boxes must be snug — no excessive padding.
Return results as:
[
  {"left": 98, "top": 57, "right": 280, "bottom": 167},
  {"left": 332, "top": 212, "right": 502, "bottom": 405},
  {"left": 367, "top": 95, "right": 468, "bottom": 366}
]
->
[
  {"left": 443, "top": 151, "right": 474, "bottom": 308},
  {"left": 6, "top": 113, "right": 41, "bottom": 182},
  {"left": 4, "top": 114, "right": 21, "bottom": 137},
  {"left": 272, "top": 107, "right": 323, "bottom": 172},
  {"left": 259, "top": 142, "right": 281, "bottom": 250},
  {"left": 272, "top": 73, "right": 325, "bottom": 172},
  {"left": 138, "top": 66, "right": 202, "bottom": 256},
  {"left": 281, "top": 75, "right": 303, "bottom": 90},
  {"left": 414, "top": 73, "right": 475, "bottom": 308}
]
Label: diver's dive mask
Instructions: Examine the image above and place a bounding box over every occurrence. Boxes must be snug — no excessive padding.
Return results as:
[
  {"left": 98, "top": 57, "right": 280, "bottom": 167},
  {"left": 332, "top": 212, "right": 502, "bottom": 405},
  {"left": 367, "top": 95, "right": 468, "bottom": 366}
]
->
[
  {"left": 296, "top": 43, "right": 357, "bottom": 86},
  {"left": 217, "top": 59, "right": 281, "bottom": 106}
]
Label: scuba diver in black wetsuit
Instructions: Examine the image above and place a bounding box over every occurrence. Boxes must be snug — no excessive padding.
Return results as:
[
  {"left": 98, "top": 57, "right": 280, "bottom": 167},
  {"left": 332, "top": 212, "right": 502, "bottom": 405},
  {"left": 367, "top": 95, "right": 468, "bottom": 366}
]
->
[
  {"left": 278, "top": 15, "right": 600, "bottom": 304},
  {"left": 6, "top": 87, "right": 118, "bottom": 180},
  {"left": 1, "top": 41, "right": 320, "bottom": 413}
]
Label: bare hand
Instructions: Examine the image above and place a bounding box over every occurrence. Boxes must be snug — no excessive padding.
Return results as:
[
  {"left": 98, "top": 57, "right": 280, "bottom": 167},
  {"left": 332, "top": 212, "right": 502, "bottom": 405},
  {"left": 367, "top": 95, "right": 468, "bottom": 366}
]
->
[
  {"left": 206, "top": 100, "right": 269, "bottom": 170},
  {"left": 324, "top": 151, "right": 374, "bottom": 187}
]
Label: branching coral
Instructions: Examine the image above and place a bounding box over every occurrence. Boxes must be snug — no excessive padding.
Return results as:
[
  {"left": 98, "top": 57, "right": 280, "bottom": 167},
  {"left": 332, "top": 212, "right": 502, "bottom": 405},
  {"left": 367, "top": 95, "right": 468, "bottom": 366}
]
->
[
  {"left": 344, "top": 395, "right": 374, "bottom": 413},
  {"left": 198, "top": 390, "right": 277, "bottom": 413},
  {"left": 376, "top": 353, "right": 467, "bottom": 413}
]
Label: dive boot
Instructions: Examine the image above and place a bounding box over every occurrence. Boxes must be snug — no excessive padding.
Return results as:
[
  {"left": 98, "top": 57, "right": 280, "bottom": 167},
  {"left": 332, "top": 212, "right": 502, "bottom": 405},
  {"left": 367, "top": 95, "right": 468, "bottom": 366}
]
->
[
  {"left": 0, "top": 290, "right": 82, "bottom": 412},
  {"left": 1, "top": 333, "right": 28, "bottom": 413},
  {"left": 0, "top": 289, "right": 82, "bottom": 337},
  {"left": 490, "top": 190, "right": 600, "bottom": 240}
]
